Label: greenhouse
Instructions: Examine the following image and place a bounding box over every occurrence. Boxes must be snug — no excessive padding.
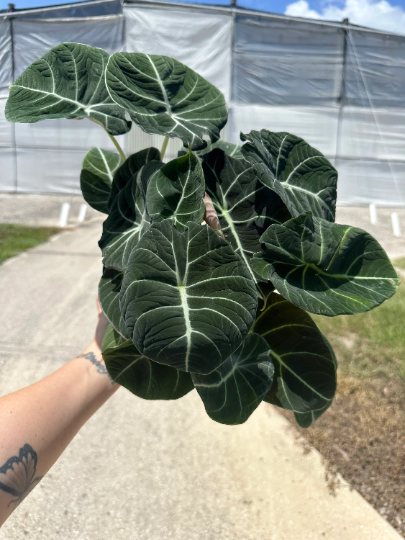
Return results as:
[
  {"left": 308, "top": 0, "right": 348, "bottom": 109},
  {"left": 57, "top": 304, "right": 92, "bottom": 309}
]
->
[{"left": 1, "top": 0, "right": 405, "bottom": 205}]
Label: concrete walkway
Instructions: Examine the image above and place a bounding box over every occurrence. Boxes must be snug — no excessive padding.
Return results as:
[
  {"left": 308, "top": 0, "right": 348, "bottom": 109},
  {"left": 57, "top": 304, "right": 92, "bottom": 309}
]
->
[{"left": 0, "top": 221, "right": 401, "bottom": 540}]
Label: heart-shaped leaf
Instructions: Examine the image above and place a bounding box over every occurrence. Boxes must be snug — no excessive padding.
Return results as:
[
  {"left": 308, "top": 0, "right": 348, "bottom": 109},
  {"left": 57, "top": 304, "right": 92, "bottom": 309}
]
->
[
  {"left": 100, "top": 161, "right": 163, "bottom": 271},
  {"left": 146, "top": 149, "right": 205, "bottom": 231},
  {"left": 108, "top": 147, "right": 161, "bottom": 210},
  {"left": 80, "top": 148, "right": 122, "bottom": 214},
  {"left": 120, "top": 220, "right": 258, "bottom": 374},
  {"left": 252, "top": 292, "right": 337, "bottom": 424},
  {"left": 294, "top": 403, "right": 331, "bottom": 428},
  {"left": 99, "top": 268, "right": 129, "bottom": 339},
  {"left": 241, "top": 130, "right": 337, "bottom": 222},
  {"left": 106, "top": 53, "right": 228, "bottom": 150},
  {"left": 102, "top": 325, "right": 194, "bottom": 400},
  {"left": 202, "top": 149, "right": 290, "bottom": 283},
  {"left": 5, "top": 43, "right": 131, "bottom": 136},
  {"left": 252, "top": 213, "right": 400, "bottom": 316},
  {"left": 192, "top": 333, "right": 274, "bottom": 425},
  {"left": 179, "top": 140, "right": 243, "bottom": 159}
]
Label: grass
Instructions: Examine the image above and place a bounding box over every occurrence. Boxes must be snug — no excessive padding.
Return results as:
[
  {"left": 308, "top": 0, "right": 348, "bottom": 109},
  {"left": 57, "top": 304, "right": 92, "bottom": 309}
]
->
[
  {"left": 313, "top": 280, "right": 405, "bottom": 383},
  {"left": 393, "top": 256, "right": 405, "bottom": 270},
  {"left": 0, "top": 223, "right": 60, "bottom": 265}
]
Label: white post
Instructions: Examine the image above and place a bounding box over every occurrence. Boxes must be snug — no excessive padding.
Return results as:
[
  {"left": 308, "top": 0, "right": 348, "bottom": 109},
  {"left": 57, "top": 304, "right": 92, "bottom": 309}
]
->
[
  {"left": 59, "top": 202, "right": 70, "bottom": 227},
  {"left": 391, "top": 212, "right": 401, "bottom": 237},
  {"left": 369, "top": 203, "right": 378, "bottom": 225},
  {"left": 78, "top": 203, "right": 87, "bottom": 223}
]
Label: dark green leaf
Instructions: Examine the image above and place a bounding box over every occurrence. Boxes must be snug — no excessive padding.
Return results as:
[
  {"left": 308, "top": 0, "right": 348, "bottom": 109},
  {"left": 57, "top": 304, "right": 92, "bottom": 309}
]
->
[
  {"left": 179, "top": 140, "right": 243, "bottom": 159},
  {"left": 80, "top": 148, "right": 122, "bottom": 214},
  {"left": 100, "top": 161, "right": 163, "bottom": 271},
  {"left": 202, "top": 148, "right": 290, "bottom": 283},
  {"left": 106, "top": 53, "right": 227, "bottom": 150},
  {"left": 294, "top": 403, "right": 331, "bottom": 428},
  {"left": 146, "top": 149, "right": 205, "bottom": 231},
  {"left": 120, "top": 220, "right": 258, "bottom": 374},
  {"left": 102, "top": 325, "right": 194, "bottom": 400},
  {"left": 252, "top": 292, "right": 337, "bottom": 422},
  {"left": 99, "top": 268, "right": 129, "bottom": 339},
  {"left": 257, "top": 281, "right": 275, "bottom": 307},
  {"left": 241, "top": 130, "right": 337, "bottom": 222},
  {"left": 108, "top": 148, "right": 161, "bottom": 210},
  {"left": 252, "top": 213, "right": 400, "bottom": 316},
  {"left": 192, "top": 333, "right": 273, "bottom": 425},
  {"left": 6, "top": 43, "right": 131, "bottom": 136},
  {"left": 207, "top": 141, "right": 243, "bottom": 159}
]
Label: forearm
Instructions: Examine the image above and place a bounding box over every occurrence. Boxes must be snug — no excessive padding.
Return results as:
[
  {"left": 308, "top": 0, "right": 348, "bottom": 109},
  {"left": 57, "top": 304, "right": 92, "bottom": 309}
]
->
[{"left": 0, "top": 341, "right": 118, "bottom": 526}]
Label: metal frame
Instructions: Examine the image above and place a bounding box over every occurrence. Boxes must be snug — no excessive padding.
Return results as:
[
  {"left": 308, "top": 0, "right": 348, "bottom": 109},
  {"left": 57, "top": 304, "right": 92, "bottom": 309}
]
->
[
  {"left": 8, "top": 13, "right": 18, "bottom": 191},
  {"left": 334, "top": 21, "right": 349, "bottom": 167}
]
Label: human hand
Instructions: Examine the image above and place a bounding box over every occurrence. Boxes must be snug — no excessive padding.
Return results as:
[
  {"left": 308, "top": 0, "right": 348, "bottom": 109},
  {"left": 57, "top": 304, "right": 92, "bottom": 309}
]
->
[
  {"left": 204, "top": 193, "right": 223, "bottom": 236},
  {"left": 93, "top": 298, "right": 109, "bottom": 352}
]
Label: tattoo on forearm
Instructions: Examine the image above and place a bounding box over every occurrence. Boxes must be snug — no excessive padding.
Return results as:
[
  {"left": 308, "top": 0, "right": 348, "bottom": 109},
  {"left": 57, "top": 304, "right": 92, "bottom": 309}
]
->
[
  {"left": 77, "top": 352, "right": 115, "bottom": 384},
  {"left": 0, "top": 444, "right": 43, "bottom": 507}
]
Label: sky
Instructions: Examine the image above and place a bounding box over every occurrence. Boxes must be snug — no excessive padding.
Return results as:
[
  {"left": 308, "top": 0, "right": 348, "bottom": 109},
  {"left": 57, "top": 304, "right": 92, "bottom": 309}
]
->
[{"left": 2, "top": 0, "right": 405, "bottom": 34}]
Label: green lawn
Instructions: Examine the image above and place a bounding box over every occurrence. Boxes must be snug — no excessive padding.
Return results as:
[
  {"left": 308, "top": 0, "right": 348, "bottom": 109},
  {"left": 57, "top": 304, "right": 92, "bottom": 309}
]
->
[
  {"left": 314, "top": 278, "right": 405, "bottom": 383},
  {"left": 0, "top": 224, "right": 60, "bottom": 265},
  {"left": 393, "top": 257, "right": 405, "bottom": 270}
]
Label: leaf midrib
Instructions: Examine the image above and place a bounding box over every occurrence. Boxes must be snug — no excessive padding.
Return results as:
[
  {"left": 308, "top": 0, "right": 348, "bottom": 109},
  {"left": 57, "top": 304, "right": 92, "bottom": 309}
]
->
[
  {"left": 11, "top": 84, "right": 117, "bottom": 119},
  {"left": 222, "top": 208, "right": 257, "bottom": 284}
]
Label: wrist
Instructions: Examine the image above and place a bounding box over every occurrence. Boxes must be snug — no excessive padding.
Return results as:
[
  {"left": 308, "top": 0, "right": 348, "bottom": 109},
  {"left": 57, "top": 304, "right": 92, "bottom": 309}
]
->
[
  {"left": 89, "top": 339, "right": 103, "bottom": 358},
  {"left": 75, "top": 343, "right": 119, "bottom": 391}
]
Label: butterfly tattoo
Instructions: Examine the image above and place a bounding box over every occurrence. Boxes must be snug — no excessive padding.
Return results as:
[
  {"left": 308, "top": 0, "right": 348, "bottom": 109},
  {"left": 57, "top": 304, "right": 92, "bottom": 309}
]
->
[{"left": 0, "top": 443, "right": 43, "bottom": 507}]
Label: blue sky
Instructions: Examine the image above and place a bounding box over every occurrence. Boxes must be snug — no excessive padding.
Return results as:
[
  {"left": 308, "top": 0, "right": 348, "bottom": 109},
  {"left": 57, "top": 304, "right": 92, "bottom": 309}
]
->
[
  {"left": 0, "top": 0, "right": 337, "bottom": 13},
  {"left": 2, "top": 0, "right": 405, "bottom": 34}
]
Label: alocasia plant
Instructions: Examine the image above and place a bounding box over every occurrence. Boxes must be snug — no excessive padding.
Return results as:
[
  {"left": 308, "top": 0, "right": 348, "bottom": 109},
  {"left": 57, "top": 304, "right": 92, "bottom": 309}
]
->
[{"left": 6, "top": 43, "right": 400, "bottom": 427}]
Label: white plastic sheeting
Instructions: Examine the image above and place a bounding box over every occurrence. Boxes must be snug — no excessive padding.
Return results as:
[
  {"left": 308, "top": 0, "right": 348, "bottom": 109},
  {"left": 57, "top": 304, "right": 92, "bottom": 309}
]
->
[
  {"left": 339, "top": 30, "right": 405, "bottom": 204},
  {"left": 1, "top": 1, "right": 405, "bottom": 205},
  {"left": 0, "top": 18, "right": 12, "bottom": 97},
  {"left": 124, "top": 6, "right": 232, "bottom": 103},
  {"left": 228, "top": 103, "right": 405, "bottom": 206},
  {"left": 0, "top": 18, "right": 14, "bottom": 192},
  {"left": 227, "top": 105, "right": 339, "bottom": 157},
  {"left": 336, "top": 160, "right": 405, "bottom": 206},
  {"left": 345, "top": 30, "right": 405, "bottom": 108},
  {"left": 13, "top": 16, "right": 124, "bottom": 77},
  {"left": 230, "top": 14, "right": 405, "bottom": 206},
  {"left": 0, "top": 106, "right": 15, "bottom": 191},
  {"left": 233, "top": 15, "right": 344, "bottom": 106}
]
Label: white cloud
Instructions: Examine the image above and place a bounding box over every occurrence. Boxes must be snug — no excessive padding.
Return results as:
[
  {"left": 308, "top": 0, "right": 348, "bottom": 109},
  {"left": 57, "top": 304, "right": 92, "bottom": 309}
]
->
[{"left": 285, "top": 0, "right": 405, "bottom": 34}]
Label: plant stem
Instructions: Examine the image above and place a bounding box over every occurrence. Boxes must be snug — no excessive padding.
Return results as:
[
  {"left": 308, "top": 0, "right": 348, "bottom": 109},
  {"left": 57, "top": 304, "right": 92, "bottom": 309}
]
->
[
  {"left": 160, "top": 136, "right": 170, "bottom": 161},
  {"left": 88, "top": 118, "right": 126, "bottom": 162},
  {"left": 105, "top": 130, "right": 126, "bottom": 162}
]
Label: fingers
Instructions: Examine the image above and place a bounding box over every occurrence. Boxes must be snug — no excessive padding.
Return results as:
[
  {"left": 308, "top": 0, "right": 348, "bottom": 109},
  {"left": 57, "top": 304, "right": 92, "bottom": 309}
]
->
[
  {"left": 96, "top": 297, "right": 102, "bottom": 316},
  {"left": 204, "top": 193, "right": 222, "bottom": 234}
]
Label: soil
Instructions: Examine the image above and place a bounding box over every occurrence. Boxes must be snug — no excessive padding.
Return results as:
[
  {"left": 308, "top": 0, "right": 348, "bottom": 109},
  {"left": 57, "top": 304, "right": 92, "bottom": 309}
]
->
[{"left": 278, "top": 376, "right": 405, "bottom": 537}]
